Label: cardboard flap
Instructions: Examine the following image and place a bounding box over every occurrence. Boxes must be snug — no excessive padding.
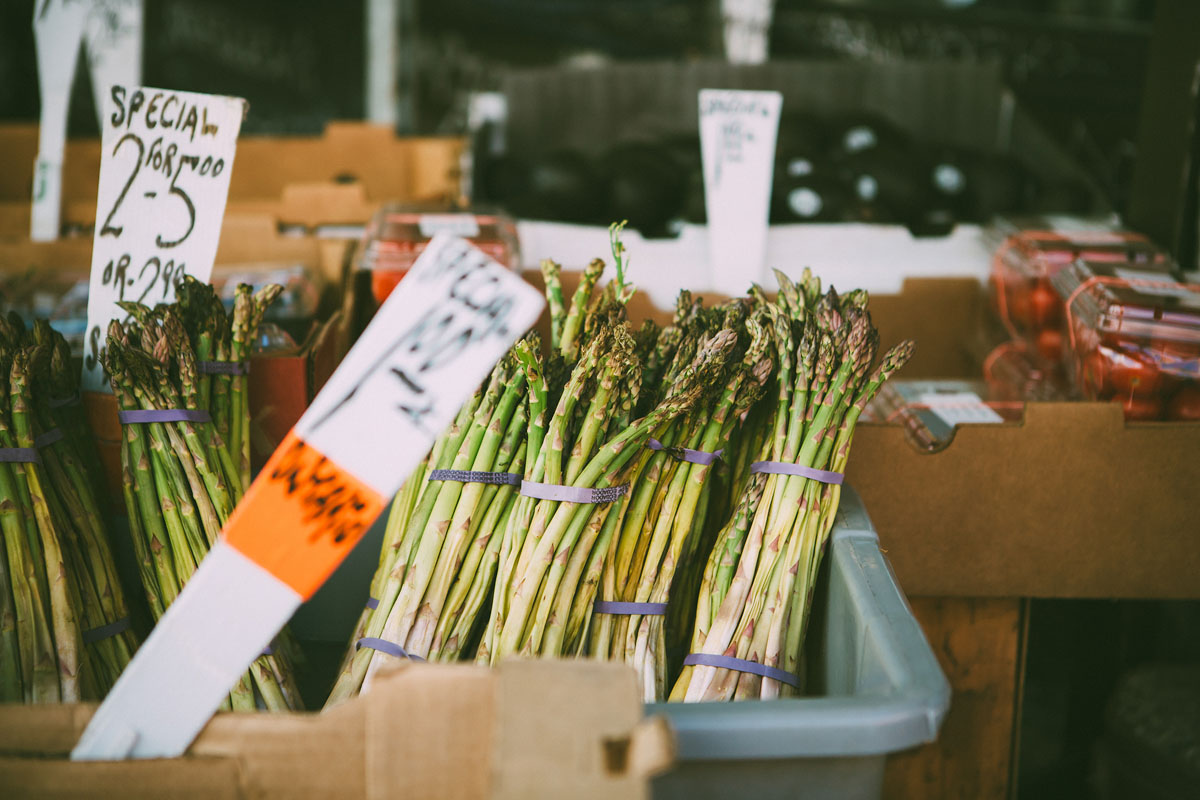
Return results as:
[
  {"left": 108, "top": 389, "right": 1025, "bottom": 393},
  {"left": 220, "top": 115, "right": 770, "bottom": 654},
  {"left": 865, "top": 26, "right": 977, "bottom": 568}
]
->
[
  {"left": 366, "top": 662, "right": 495, "bottom": 800},
  {"left": 618, "top": 715, "right": 675, "bottom": 781},
  {"left": 0, "top": 703, "right": 97, "bottom": 756},
  {"left": 492, "top": 660, "right": 648, "bottom": 800}
]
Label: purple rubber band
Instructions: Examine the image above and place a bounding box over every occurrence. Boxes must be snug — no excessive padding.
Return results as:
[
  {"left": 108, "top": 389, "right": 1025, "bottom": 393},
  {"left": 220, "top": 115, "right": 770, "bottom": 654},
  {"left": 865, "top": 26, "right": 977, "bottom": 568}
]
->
[
  {"left": 81, "top": 616, "right": 131, "bottom": 645},
  {"left": 428, "top": 469, "right": 522, "bottom": 486},
  {"left": 682, "top": 653, "right": 801, "bottom": 689},
  {"left": 365, "top": 597, "right": 379, "bottom": 610},
  {"left": 35, "top": 429, "right": 64, "bottom": 449},
  {"left": 198, "top": 361, "right": 250, "bottom": 376},
  {"left": 118, "top": 409, "right": 213, "bottom": 425},
  {"left": 647, "top": 438, "right": 724, "bottom": 466},
  {"left": 594, "top": 600, "right": 668, "bottom": 615},
  {"left": 750, "top": 460, "right": 844, "bottom": 485},
  {"left": 520, "top": 481, "right": 629, "bottom": 504},
  {"left": 0, "top": 446, "right": 39, "bottom": 464},
  {"left": 49, "top": 393, "right": 81, "bottom": 409},
  {"left": 356, "top": 637, "right": 424, "bottom": 661}
]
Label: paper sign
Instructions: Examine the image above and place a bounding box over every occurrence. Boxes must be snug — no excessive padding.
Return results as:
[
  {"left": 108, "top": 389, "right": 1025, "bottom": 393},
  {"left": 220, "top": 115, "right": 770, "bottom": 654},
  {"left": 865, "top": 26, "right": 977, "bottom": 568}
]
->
[
  {"left": 917, "top": 392, "right": 1005, "bottom": 427},
  {"left": 81, "top": 85, "right": 247, "bottom": 393},
  {"left": 722, "top": 0, "right": 775, "bottom": 65},
  {"left": 419, "top": 213, "right": 480, "bottom": 238},
  {"left": 31, "top": 0, "right": 89, "bottom": 241},
  {"left": 84, "top": 0, "right": 144, "bottom": 128},
  {"left": 71, "top": 236, "right": 543, "bottom": 760},
  {"left": 699, "top": 89, "right": 782, "bottom": 295}
]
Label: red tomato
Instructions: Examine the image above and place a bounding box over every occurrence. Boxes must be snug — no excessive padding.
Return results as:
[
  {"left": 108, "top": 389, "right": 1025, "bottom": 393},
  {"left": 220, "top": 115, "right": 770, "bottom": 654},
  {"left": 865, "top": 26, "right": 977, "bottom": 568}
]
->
[
  {"left": 1168, "top": 384, "right": 1200, "bottom": 420},
  {"left": 1029, "top": 283, "right": 1062, "bottom": 328},
  {"left": 1007, "top": 285, "right": 1033, "bottom": 327},
  {"left": 1102, "top": 348, "right": 1163, "bottom": 397},
  {"left": 1081, "top": 351, "right": 1108, "bottom": 397},
  {"left": 1035, "top": 329, "right": 1065, "bottom": 363},
  {"left": 1120, "top": 393, "right": 1163, "bottom": 421}
]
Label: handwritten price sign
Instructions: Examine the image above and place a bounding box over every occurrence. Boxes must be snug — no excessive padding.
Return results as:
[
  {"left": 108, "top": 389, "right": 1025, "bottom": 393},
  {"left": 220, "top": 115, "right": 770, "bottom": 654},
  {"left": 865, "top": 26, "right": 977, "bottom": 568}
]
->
[
  {"left": 73, "top": 236, "right": 543, "bottom": 759},
  {"left": 82, "top": 85, "right": 247, "bottom": 393}
]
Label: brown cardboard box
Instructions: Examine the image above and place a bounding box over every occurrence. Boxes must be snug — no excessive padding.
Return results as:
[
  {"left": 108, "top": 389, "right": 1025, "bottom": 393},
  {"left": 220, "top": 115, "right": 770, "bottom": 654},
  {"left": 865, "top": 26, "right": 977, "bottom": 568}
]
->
[
  {"left": 0, "top": 122, "right": 464, "bottom": 235},
  {"left": 0, "top": 660, "right": 674, "bottom": 800},
  {"left": 528, "top": 271, "right": 1200, "bottom": 601}
]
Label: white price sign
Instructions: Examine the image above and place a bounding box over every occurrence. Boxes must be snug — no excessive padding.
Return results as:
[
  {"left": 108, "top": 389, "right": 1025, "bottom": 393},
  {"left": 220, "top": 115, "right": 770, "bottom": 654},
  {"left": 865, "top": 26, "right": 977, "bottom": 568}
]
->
[
  {"left": 82, "top": 85, "right": 247, "bottom": 393},
  {"left": 699, "top": 89, "right": 782, "bottom": 295}
]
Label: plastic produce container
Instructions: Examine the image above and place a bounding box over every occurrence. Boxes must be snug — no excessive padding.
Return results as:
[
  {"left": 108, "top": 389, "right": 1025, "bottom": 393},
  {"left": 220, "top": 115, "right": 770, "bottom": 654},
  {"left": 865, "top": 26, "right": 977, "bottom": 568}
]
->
[
  {"left": 1051, "top": 258, "right": 1200, "bottom": 421},
  {"left": 355, "top": 205, "right": 520, "bottom": 304},
  {"left": 989, "top": 230, "right": 1170, "bottom": 363},
  {"left": 652, "top": 486, "right": 950, "bottom": 800}
]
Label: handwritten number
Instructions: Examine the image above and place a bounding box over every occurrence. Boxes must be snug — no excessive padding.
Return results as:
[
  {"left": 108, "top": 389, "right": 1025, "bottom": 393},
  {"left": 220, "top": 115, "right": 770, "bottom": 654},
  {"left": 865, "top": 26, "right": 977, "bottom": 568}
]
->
[
  {"left": 157, "top": 158, "right": 197, "bottom": 248},
  {"left": 99, "top": 133, "right": 144, "bottom": 239},
  {"left": 136, "top": 257, "right": 162, "bottom": 305}
]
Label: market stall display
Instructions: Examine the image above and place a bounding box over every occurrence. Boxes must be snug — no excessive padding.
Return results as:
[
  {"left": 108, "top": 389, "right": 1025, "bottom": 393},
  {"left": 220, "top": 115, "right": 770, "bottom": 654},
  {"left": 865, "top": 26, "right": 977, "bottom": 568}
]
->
[{"left": 328, "top": 227, "right": 913, "bottom": 705}]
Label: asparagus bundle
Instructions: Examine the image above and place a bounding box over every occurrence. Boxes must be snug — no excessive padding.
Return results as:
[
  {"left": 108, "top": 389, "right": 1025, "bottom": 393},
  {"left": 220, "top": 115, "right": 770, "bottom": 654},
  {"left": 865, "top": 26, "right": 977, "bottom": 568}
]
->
[
  {"left": 671, "top": 270, "right": 914, "bottom": 702},
  {"left": 586, "top": 295, "right": 774, "bottom": 701},
  {"left": 325, "top": 342, "right": 533, "bottom": 704},
  {"left": 106, "top": 283, "right": 304, "bottom": 711},
  {"left": 0, "top": 316, "right": 138, "bottom": 702}
]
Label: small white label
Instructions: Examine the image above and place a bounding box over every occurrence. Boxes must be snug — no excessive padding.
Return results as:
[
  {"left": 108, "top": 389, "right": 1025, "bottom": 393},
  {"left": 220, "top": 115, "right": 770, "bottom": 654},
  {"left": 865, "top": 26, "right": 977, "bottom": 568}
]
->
[
  {"left": 699, "top": 88, "right": 782, "bottom": 295},
  {"left": 297, "top": 235, "right": 544, "bottom": 497},
  {"left": 788, "top": 187, "right": 822, "bottom": 218},
  {"left": 844, "top": 125, "right": 877, "bottom": 153},
  {"left": 81, "top": 85, "right": 247, "bottom": 393},
  {"left": 84, "top": 0, "right": 144, "bottom": 128},
  {"left": 934, "top": 163, "right": 966, "bottom": 195},
  {"left": 918, "top": 392, "right": 1005, "bottom": 427},
  {"left": 1112, "top": 268, "right": 1200, "bottom": 303},
  {"left": 856, "top": 174, "right": 879, "bottom": 202},
  {"left": 786, "top": 157, "right": 813, "bottom": 177},
  {"left": 418, "top": 213, "right": 480, "bottom": 239}
]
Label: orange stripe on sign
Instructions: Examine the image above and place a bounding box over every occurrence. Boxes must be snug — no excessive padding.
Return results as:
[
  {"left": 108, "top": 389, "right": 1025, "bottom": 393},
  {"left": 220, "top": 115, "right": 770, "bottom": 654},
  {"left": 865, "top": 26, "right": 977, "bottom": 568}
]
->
[{"left": 223, "top": 430, "right": 386, "bottom": 599}]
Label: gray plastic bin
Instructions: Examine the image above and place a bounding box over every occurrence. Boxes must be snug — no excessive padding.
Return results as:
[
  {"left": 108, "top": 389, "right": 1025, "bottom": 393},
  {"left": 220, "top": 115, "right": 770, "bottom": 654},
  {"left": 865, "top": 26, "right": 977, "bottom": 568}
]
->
[{"left": 651, "top": 486, "right": 951, "bottom": 800}]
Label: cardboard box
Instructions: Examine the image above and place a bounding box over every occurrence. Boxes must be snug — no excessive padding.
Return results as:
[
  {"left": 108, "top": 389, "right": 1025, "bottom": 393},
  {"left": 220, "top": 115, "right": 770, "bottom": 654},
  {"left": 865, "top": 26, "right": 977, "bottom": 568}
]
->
[
  {"left": 0, "top": 660, "right": 674, "bottom": 800},
  {"left": 525, "top": 270, "right": 1200, "bottom": 601},
  {"left": 0, "top": 122, "right": 464, "bottom": 236}
]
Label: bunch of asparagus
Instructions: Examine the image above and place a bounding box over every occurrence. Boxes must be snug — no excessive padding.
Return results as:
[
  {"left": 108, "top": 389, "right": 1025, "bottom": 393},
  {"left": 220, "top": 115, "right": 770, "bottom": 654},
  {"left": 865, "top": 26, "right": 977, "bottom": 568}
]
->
[
  {"left": 0, "top": 315, "right": 137, "bottom": 702},
  {"left": 671, "top": 270, "right": 914, "bottom": 702},
  {"left": 327, "top": 231, "right": 913, "bottom": 708},
  {"left": 587, "top": 295, "right": 773, "bottom": 701},
  {"left": 105, "top": 281, "right": 304, "bottom": 711}
]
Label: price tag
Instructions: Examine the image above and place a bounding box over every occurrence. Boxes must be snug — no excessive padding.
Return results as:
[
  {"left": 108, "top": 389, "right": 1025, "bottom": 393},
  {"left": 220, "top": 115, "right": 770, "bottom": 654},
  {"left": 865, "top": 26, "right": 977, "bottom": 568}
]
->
[
  {"left": 699, "top": 89, "right": 782, "bottom": 295},
  {"left": 81, "top": 85, "right": 248, "bottom": 393},
  {"left": 71, "top": 236, "right": 544, "bottom": 760},
  {"left": 917, "top": 392, "right": 1005, "bottom": 427},
  {"left": 31, "top": 0, "right": 89, "bottom": 241},
  {"left": 418, "top": 213, "right": 480, "bottom": 238},
  {"left": 84, "top": 0, "right": 144, "bottom": 128}
]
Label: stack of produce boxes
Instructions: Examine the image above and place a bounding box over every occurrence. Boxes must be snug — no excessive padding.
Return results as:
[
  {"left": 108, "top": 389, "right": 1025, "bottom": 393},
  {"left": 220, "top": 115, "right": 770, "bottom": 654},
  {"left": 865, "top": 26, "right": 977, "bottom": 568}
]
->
[
  {"left": 986, "top": 229, "right": 1173, "bottom": 403},
  {"left": 1051, "top": 259, "right": 1200, "bottom": 421}
]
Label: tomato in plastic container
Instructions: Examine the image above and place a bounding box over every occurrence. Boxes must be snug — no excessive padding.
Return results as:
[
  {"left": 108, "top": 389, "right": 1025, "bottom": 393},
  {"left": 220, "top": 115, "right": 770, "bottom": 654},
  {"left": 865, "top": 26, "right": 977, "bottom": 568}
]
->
[
  {"left": 355, "top": 206, "right": 520, "bottom": 305},
  {"left": 989, "top": 230, "right": 1171, "bottom": 364},
  {"left": 983, "top": 340, "right": 1071, "bottom": 402},
  {"left": 1050, "top": 258, "right": 1200, "bottom": 421}
]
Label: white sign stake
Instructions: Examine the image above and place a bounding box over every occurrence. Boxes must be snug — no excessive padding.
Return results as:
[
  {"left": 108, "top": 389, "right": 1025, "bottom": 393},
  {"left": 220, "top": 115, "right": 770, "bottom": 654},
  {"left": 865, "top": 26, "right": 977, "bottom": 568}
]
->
[
  {"left": 72, "top": 236, "right": 544, "bottom": 760},
  {"left": 82, "top": 85, "right": 247, "bottom": 394},
  {"left": 31, "top": 0, "right": 89, "bottom": 241},
  {"left": 85, "top": 0, "right": 144, "bottom": 127},
  {"left": 699, "top": 88, "right": 782, "bottom": 296}
]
